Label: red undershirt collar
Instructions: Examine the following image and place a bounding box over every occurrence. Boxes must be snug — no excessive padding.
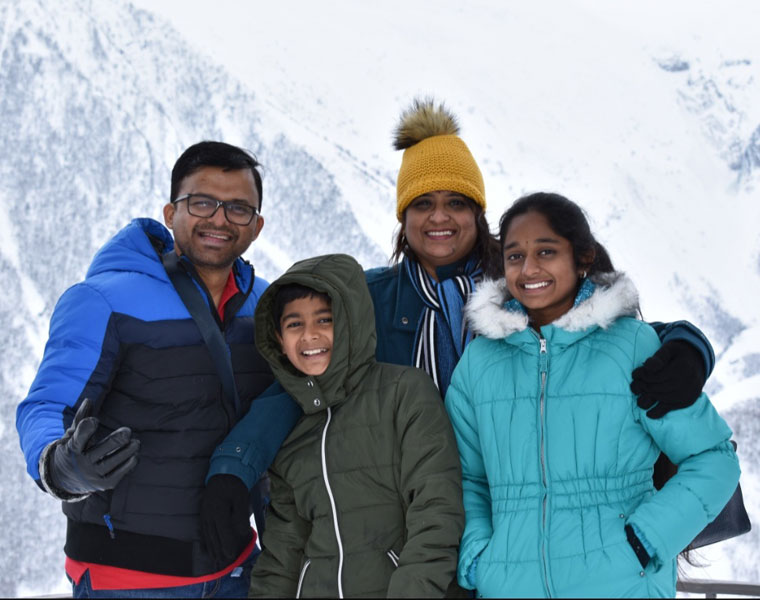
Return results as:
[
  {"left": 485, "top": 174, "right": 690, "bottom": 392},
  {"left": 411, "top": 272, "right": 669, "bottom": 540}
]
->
[{"left": 217, "top": 269, "right": 240, "bottom": 321}]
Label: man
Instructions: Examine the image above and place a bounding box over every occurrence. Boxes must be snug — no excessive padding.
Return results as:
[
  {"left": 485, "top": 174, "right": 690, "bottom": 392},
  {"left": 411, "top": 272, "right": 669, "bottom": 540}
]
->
[{"left": 17, "top": 141, "right": 298, "bottom": 597}]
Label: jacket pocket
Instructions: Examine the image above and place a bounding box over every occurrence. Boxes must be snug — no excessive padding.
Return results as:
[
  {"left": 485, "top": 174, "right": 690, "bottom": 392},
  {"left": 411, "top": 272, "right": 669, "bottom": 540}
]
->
[
  {"left": 296, "top": 559, "right": 311, "bottom": 598},
  {"left": 386, "top": 549, "right": 400, "bottom": 568}
]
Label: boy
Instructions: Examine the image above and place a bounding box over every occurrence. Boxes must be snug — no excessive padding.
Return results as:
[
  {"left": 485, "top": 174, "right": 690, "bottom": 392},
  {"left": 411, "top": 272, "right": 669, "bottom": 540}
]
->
[{"left": 217, "top": 254, "right": 464, "bottom": 598}]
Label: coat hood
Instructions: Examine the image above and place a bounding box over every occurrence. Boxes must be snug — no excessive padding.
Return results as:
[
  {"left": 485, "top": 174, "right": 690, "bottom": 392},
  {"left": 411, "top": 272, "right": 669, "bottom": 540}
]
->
[
  {"left": 466, "top": 272, "right": 640, "bottom": 340},
  {"left": 85, "top": 218, "right": 255, "bottom": 291},
  {"left": 254, "top": 254, "right": 376, "bottom": 414},
  {"left": 86, "top": 218, "right": 174, "bottom": 282}
]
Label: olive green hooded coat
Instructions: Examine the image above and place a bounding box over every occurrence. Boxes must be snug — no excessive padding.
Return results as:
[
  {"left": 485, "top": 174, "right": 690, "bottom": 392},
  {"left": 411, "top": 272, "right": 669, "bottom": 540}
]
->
[{"left": 249, "top": 254, "right": 464, "bottom": 598}]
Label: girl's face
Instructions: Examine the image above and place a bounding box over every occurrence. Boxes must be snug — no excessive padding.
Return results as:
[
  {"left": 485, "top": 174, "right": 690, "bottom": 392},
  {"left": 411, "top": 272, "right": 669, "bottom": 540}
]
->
[
  {"left": 403, "top": 190, "right": 478, "bottom": 280},
  {"left": 503, "top": 211, "right": 582, "bottom": 328}
]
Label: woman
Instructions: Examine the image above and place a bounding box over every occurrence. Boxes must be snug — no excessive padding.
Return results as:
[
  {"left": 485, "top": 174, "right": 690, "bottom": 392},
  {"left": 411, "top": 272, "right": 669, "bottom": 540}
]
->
[
  {"left": 444, "top": 192, "right": 740, "bottom": 597},
  {"left": 365, "top": 98, "right": 501, "bottom": 395},
  {"left": 365, "top": 98, "right": 710, "bottom": 400},
  {"left": 201, "top": 100, "right": 716, "bottom": 581}
]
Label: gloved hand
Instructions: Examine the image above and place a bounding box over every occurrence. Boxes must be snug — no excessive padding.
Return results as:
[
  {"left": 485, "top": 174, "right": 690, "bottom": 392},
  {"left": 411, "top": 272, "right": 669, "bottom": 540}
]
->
[
  {"left": 43, "top": 398, "right": 140, "bottom": 497},
  {"left": 201, "top": 474, "right": 254, "bottom": 564},
  {"left": 631, "top": 340, "right": 706, "bottom": 419}
]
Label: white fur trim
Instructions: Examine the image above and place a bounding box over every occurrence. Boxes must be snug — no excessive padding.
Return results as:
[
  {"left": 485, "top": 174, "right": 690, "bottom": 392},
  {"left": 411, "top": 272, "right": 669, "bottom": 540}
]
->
[
  {"left": 554, "top": 272, "right": 639, "bottom": 332},
  {"left": 466, "top": 279, "right": 528, "bottom": 338},
  {"left": 466, "top": 273, "right": 639, "bottom": 339}
]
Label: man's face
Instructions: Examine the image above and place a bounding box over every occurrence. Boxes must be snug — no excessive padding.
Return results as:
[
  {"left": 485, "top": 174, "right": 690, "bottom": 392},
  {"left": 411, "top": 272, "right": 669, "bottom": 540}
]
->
[{"left": 163, "top": 166, "right": 264, "bottom": 271}]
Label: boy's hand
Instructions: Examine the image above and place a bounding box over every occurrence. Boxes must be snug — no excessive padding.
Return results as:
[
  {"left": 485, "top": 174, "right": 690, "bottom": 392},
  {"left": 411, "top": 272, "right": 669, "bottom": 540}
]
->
[
  {"left": 631, "top": 340, "right": 705, "bottom": 419},
  {"left": 201, "top": 474, "right": 253, "bottom": 564}
]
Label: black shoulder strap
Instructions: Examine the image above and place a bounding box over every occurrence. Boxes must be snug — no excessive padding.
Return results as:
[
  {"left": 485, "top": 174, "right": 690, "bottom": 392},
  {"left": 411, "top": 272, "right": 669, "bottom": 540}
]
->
[{"left": 161, "top": 252, "right": 240, "bottom": 414}]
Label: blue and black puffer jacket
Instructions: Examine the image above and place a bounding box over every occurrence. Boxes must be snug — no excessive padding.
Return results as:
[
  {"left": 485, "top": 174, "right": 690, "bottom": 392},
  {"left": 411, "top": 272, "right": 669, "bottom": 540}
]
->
[{"left": 16, "top": 218, "right": 272, "bottom": 576}]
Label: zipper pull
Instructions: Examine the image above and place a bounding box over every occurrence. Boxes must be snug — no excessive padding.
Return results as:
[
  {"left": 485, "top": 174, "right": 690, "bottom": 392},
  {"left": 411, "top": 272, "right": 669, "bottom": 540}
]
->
[
  {"left": 539, "top": 338, "right": 548, "bottom": 373},
  {"left": 103, "top": 513, "right": 116, "bottom": 539}
]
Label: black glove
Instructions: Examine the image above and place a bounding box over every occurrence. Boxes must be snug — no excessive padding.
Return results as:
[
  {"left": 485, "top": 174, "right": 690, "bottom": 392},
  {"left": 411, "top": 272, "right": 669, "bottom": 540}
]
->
[
  {"left": 630, "top": 340, "right": 706, "bottom": 419},
  {"left": 45, "top": 398, "right": 140, "bottom": 497},
  {"left": 201, "top": 474, "right": 254, "bottom": 564}
]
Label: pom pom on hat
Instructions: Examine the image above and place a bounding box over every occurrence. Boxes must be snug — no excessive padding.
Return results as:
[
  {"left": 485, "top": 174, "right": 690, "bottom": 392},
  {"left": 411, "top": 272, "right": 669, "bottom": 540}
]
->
[
  {"left": 393, "top": 98, "right": 485, "bottom": 221},
  {"left": 393, "top": 98, "right": 460, "bottom": 150}
]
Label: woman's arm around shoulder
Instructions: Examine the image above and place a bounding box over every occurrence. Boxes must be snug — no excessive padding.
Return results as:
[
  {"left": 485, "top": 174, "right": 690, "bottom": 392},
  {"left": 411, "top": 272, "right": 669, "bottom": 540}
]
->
[
  {"left": 207, "top": 380, "right": 303, "bottom": 488},
  {"left": 632, "top": 320, "right": 716, "bottom": 419},
  {"left": 649, "top": 320, "right": 715, "bottom": 377}
]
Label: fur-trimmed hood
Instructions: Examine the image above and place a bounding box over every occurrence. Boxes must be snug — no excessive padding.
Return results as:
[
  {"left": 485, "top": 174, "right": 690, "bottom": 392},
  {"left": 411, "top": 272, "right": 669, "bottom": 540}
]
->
[{"left": 466, "top": 272, "right": 640, "bottom": 340}]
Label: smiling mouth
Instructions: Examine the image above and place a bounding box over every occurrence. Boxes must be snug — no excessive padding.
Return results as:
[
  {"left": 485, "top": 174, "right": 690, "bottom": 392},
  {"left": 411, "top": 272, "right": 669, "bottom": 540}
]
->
[
  {"left": 426, "top": 230, "right": 455, "bottom": 238},
  {"left": 301, "top": 348, "right": 329, "bottom": 356},
  {"left": 522, "top": 281, "right": 552, "bottom": 290},
  {"left": 198, "top": 231, "right": 233, "bottom": 241}
]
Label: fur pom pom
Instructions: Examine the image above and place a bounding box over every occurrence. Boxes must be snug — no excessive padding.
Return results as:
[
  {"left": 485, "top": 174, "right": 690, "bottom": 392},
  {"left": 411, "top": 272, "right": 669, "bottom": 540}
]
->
[{"left": 393, "top": 98, "right": 460, "bottom": 150}]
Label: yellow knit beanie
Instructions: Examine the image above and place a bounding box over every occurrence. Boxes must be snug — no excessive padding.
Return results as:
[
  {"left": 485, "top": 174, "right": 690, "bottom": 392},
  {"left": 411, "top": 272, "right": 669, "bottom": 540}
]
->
[{"left": 394, "top": 99, "right": 485, "bottom": 221}]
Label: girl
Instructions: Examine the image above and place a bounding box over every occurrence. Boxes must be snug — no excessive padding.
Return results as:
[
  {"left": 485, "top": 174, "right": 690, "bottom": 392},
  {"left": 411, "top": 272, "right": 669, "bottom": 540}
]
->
[{"left": 444, "top": 192, "right": 740, "bottom": 597}]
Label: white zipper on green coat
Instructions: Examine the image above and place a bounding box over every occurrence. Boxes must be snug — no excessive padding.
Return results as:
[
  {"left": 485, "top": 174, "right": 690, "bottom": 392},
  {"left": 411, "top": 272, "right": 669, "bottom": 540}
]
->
[
  {"left": 387, "top": 549, "right": 400, "bottom": 567},
  {"left": 538, "top": 336, "right": 552, "bottom": 597},
  {"left": 296, "top": 559, "right": 311, "bottom": 598},
  {"left": 321, "top": 406, "right": 345, "bottom": 598}
]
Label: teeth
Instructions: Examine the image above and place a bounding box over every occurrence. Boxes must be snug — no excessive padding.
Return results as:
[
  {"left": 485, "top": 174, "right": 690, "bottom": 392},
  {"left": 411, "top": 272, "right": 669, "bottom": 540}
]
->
[
  {"left": 302, "top": 348, "right": 327, "bottom": 356},
  {"left": 524, "top": 281, "right": 550, "bottom": 290},
  {"left": 427, "top": 230, "right": 454, "bottom": 237},
  {"left": 201, "top": 232, "right": 231, "bottom": 240}
]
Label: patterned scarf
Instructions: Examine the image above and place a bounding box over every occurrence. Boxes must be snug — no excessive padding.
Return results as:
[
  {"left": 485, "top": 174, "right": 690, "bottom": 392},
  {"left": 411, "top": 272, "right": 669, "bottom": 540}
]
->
[{"left": 404, "top": 255, "right": 483, "bottom": 396}]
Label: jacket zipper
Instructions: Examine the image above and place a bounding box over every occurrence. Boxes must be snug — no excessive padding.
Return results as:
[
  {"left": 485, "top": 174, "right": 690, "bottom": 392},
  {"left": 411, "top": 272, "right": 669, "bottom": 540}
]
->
[
  {"left": 321, "top": 406, "right": 345, "bottom": 598},
  {"left": 296, "top": 559, "right": 311, "bottom": 598},
  {"left": 387, "top": 549, "right": 400, "bottom": 568},
  {"left": 538, "top": 336, "right": 552, "bottom": 597}
]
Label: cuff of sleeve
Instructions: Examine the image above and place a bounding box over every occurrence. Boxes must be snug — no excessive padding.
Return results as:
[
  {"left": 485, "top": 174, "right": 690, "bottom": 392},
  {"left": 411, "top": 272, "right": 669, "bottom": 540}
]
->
[
  {"left": 466, "top": 555, "right": 479, "bottom": 589},
  {"left": 631, "top": 523, "right": 656, "bottom": 557},
  {"left": 206, "top": 443, "right": 259, "bottom": 489},
  {"left": 38, "top": 442, "right": 90, "bottom": 503},
  {"left": 659, "top": 322, "right": 715, "bottom": 378},
  {"left": 625, "top": 523, "right": 652, "bottom": 568}
]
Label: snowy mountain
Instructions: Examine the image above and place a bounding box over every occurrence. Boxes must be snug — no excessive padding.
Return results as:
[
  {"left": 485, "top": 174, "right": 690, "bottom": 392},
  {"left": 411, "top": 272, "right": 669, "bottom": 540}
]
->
[{"left": 1, "top": 0, "right": 758, "bottom": 596}]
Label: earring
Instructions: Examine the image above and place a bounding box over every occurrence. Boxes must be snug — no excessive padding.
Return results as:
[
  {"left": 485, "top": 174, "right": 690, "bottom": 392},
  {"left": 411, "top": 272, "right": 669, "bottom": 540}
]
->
[{"left": 581, "top": 271, "right": 587, "bottom": 279}]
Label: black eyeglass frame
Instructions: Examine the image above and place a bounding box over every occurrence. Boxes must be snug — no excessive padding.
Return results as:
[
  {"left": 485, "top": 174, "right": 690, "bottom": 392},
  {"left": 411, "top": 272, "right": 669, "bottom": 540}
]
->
[{"left": 172, "top": 193, "right": 260, "bottom": 225}]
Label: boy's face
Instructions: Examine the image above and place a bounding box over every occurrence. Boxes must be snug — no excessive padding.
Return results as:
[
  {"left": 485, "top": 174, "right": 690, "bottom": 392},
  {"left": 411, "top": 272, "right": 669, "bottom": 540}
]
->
[{"left": 276, "top": 295, "right": 334, "bottom": 376}]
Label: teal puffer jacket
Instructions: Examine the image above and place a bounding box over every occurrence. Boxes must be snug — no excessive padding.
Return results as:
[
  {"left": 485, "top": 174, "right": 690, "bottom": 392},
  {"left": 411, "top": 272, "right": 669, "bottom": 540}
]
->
[{"left": 444, "top": 273, "right": 740, "bottom": 598}]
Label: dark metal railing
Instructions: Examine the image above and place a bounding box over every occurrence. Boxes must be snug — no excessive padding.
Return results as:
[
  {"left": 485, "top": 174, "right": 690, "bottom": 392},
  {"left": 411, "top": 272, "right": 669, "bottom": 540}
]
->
[{"left": 677, "top": 578, "right": 760, "bottom": 598}]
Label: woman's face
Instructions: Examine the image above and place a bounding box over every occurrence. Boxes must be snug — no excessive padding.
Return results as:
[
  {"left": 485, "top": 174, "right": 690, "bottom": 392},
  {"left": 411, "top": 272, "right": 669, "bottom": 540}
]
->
[
  {"left": 502, "top": 211, "right": 581, "bottom": 328},
  {"left": 403, "top": 190, "right": 478, "bottom": 279}
]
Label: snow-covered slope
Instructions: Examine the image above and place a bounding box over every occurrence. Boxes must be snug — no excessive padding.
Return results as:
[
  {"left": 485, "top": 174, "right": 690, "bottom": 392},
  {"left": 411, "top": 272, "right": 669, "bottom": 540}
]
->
[{"left": 1, "top": 0, "right": 758, "bottom": 595}]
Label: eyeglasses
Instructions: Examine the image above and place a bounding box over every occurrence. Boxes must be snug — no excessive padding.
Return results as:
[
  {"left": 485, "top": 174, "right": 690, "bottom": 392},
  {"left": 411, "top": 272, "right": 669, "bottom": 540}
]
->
[{"left": 172, "top": 194, "right": 259, "bottom": 225}]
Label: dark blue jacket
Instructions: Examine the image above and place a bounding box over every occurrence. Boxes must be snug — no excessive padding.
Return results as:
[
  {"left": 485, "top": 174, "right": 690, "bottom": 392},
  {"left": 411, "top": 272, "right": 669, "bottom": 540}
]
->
[
  {"left": 365, "top": 263, "right": 715, "bottom": 373},
  {"left": 17, "top": 218, "right": 276, "bottom": 576},
  {"left": 208, "top": 259, "right": 715, "bottom": 488}
]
